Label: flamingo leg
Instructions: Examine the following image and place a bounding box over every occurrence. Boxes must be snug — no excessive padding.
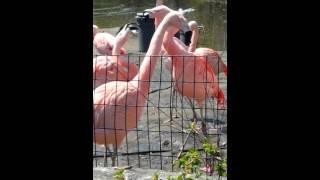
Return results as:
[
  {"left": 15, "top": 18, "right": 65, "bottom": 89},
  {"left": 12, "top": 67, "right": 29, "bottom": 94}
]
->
[
  {"left": 111, "top": 145, "right": 117, "bottom": 167},
  {"left": 104, "top": 145, "right": 111, "bottom": 167},
  {"left": 200, "top": 107, "right": 207, "bottom": 136},
  {"left": 187, "top": 98, "right": 199, "bottom": 122},
  {"left": 104, "top": 145, "right": 117, "bottom": 167},
  {"left": 172, "top": 88, "right": 179, "bottom": 118}
]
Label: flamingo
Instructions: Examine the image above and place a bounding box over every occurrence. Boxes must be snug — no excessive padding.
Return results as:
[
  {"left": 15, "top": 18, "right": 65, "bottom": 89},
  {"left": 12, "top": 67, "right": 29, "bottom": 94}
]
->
[
  {"left": 147, "top": 6, "right": 227, "bottom": 174},
  {"left": 163, "top": 20, "right": 200, "bottom": 72},
  {"left": 181, "top": 20, "right": 228, "bottom": 76},
  {"left": 164, "top": 19, "right": 228, "bottom": 77},
  {"left": 93, "top": 11, "right": 190, "bottom": 166},
  {"left": 147, "top": 3, "right": 227, "bottom": 76},
  {"left": 146, "top": 5, "right": 226, "bottom": 129},
  {"left": 184, "top": 19, "right": 228, "bottom": 76},
  {"left": 144, "top": 5, "right": 196, "bottom": 68},
  {"left": 187, "top": 20, "right": 199, "bottom": 52},
  {"left": 148, "top": 2, "right": 227, "bottom": 174},
  {"left": 93, "top": 56, "right": 132, "bottom": 89},
  {"left": 110, "top": 23, "right": 139, "bottom": 81},
  {"left": 93, "top": 24, "right": 126, "bottom": 55},
  {"left": 93, "top": 24, "right": 139, "bottom": 89},
  {"left": 194, "top": 47, "right": 227, "bottom": 77}
]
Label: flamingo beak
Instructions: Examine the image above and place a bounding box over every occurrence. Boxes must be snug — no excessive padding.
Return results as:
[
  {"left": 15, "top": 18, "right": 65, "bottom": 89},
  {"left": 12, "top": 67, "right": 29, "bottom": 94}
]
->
[{"left": 181, "top": 8, "right": 195, "bottom": 15}]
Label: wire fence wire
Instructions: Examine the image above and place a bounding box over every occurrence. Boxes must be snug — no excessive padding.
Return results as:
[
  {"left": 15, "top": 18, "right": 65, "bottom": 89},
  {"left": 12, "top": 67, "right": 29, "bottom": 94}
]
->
[{"left": 93, "top": 54, "right": 227, "bottom": 172}]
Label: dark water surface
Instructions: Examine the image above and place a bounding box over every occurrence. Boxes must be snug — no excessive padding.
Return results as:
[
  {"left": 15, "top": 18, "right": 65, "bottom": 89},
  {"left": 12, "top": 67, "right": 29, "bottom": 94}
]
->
[{"left": 93, "top": 0, "right": 227, "bottom": 50}]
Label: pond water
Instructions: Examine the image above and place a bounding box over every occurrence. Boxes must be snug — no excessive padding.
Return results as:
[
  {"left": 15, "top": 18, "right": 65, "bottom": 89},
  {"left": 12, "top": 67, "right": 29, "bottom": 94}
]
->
[{"left": 93, "top": 0, "right": 227, "bottom": 51}]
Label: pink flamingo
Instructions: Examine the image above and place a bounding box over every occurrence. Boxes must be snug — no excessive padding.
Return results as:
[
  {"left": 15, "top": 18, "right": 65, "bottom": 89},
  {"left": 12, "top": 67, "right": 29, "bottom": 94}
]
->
[
  {"left": 148, "top": 0, "right": 189, "bottom": 72},
  {"left": 187, "top": 20, "right": 199, "bottom": 52},
  {"left": 185, "top": 20, "right": 228, "bottom": 76},
  {"left": 163, "top": 20, "right": 199, "bottom": 72},
  {"left": 164, "top": 20, "right": 228, "bottom": 77},
  {"left": 110, "top": 23, "right": 139, "bottom": 81},
  {"left": 93, "top": 24, "right": 139, "bottom": 89},
  {"left": 148, "top": 3, "right": 227, "bottom": 76},
  {"left": 93, "top": 56, "right": 131, "bottom": 89},
  {"left": 195, "top": 47, "right": 228, "bottom": 77},
  {"left": 147, "top": 6, "right": 226, "bottom": 174},
  {"left": 146, "top": 5, "right": 226, "bottom": 125},
  {"left": 148, "top": 3, "right": 227, "bottom": 174},
  {"left": 93, "top": 11, "right": 190, "bottom": 166},
  {"left": 93, "top": 24, "right": 126, "bottom": 55}
]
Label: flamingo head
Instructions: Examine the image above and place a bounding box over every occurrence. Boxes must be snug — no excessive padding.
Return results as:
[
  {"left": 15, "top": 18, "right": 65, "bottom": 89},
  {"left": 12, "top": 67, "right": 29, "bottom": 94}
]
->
[
  {"left": 144, "top": 5, "right": 172, "bottom": 27},
  {"left": 164, "top": 11, "right": 191, "bottom": 34},
  {"left": 188, "top": 21, "right": 199, "bottom": 32}
]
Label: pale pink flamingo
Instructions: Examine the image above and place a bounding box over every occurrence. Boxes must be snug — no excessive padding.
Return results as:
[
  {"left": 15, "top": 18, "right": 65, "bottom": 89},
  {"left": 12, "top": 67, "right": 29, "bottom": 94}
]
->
[
  {"left": 93, "top": 56, "right": 132, "bottom": 89},
  {"left": 93, "top": 11, "right": 190, "bottom": 166},
  {"left": 144, "top": 5, "right": 199, "bottom": 71},
  {"left": 187, "top": 20, "right": 199, "bottom": 52},
  {"left": 93, "top": 24, "right": 126, "bottom": 55},
  {"left": 110, "top": 23, "right": 139, "bottom": 81},
  {"left": 93, "top": 24, "right": 139, "bottom": 89}
]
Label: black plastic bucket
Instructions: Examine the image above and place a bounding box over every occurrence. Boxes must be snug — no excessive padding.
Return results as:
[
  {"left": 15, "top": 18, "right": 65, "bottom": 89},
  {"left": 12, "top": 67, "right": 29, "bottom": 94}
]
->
[
  {"left": 174, "top": 30, "right": 193, "bottom": 46},
  {"left": 135, "top": 12, "right": 155, "bottom": 52}
]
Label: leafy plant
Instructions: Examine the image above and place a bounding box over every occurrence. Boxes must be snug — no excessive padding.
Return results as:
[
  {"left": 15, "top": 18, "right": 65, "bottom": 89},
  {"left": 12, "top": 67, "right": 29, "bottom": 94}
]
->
[
  {"left": 169, "top": 128, "right": 226, "bottom": 179},
  {"left": 112, "top": 168, "right": 125, "bottom": 180},
  {"left": 166, "top": 172, "right": 194, "bottom": 180},
  {"left": 152, "top": 171, "right": 160, "bottom": 180},
  {"left": 175, "top": 148, "right": 202, "bottom": 174},
  {"left": 202, "top": 138, "right": 218, "bottom": 156},
  {"left": 215, "top": 158, "right": 227, "bottom": 177},
  {"left": 177, "top": 173, "right": 185, "bottom": 180}
]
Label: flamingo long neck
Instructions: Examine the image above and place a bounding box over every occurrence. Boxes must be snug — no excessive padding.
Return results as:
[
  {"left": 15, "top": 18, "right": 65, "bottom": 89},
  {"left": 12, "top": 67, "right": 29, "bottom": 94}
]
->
[
  {"left": 163, "top": 26, "right": 195, "bottom": 79},
  {"left": 163, "top": 26, "right": 186, "bottom": 59},
  {"left": 132, "top": 21, "right": 169, "bottom": 95},
  {"left": 163, "top": 26, "right": 179, "bottom": 53},
  {"left": 189, "top": 26, "right": 199, "bottom": 52},
  {"left": 112, "top": 29, "right": 130, "bottom": 66}
]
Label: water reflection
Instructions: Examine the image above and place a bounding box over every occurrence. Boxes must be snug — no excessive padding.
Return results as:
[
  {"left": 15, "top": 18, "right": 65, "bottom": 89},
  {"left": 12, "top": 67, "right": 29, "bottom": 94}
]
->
[{"left": 93, "top": 0, "right": 226, "bottom": 51}]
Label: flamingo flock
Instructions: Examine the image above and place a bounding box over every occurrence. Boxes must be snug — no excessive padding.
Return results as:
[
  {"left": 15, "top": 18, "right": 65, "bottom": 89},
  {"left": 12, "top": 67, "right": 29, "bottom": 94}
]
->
[{"left": 93, "top": 1, "right": 227, "bottom": 168}]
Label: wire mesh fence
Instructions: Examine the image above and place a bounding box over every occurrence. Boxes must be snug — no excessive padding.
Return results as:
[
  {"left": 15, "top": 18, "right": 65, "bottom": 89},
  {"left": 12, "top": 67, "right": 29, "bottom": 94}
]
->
[{"left": 93, "top": 53, "right": 227, "bottom": 172}]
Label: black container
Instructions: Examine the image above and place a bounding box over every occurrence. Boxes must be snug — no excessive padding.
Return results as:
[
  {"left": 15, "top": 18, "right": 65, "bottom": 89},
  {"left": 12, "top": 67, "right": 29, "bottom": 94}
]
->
[
  {"left": 135, "top": 12, "right": 155, "bottom": 52},
  {"left": 174, "top": 30, "right": 193, "bottom": 46}
]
